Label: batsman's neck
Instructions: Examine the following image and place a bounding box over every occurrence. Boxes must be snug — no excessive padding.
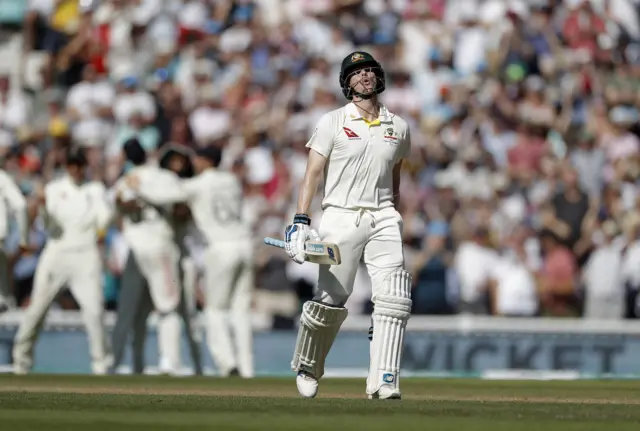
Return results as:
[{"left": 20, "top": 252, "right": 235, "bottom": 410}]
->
[{"left": 353, "top": 96, "right": 380, "bottom": 123}]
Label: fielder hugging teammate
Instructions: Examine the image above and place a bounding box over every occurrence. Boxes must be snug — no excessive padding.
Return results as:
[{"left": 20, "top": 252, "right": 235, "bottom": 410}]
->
[{"left": 284, "top": 51, "right": 412, "bottom": 399}]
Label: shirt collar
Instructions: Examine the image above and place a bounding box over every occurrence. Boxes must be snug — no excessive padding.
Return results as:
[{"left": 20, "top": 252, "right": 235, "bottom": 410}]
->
[
  {"left": 345, "top": 102, "right": 394, "bottom": 124},
  {"left": 63, "top": 174, "right": 83, "bottom": 188}
]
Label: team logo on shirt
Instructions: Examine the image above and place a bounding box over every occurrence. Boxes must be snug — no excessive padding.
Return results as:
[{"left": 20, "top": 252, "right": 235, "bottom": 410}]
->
[
  {"left": 384, "top": 127, "right": 397, "bottom": 143},
  {"left": 343, "top": 127, "right": 360, "bottom": 140}
]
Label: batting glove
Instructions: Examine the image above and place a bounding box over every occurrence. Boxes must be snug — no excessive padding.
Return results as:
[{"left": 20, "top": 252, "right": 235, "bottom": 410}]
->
[{"left": 285, "top": 214, "right": 317, "bottom": 264}]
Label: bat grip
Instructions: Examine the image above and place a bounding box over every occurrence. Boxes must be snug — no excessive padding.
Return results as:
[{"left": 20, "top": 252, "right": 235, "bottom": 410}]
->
[{"left": 263, "top": 237, "right": 285, "bottom": 249}]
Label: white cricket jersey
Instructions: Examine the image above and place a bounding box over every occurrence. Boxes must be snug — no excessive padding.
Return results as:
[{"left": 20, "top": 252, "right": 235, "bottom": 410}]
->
[
  {"left": 43, "top": 175, "right": 112, "bottom": 250},
  {"left": 114, "top": 164, "right": 183, "bottom": 251},
  {"left": 0, "top": 170, "right": 27, "bottom": 243},
  {"left": 182, "top": 168, "right": 250, "bottom": 244},
  {"left": 306, "top": 102, "right": 410, "bottom": 211}
]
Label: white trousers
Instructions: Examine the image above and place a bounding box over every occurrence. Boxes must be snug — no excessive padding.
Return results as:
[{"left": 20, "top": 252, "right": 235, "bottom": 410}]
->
[
  {"left": 131, "top": 242, "right": 183, "bottom": 373},
  {"left": 204, "top": 239, "right": 254, "bottom": 377},
  {"left": 132, "top": 243, "right": 182, "bottom": 313},
  {"left": 13, "top": 244, "right": 111, "bottom": 374},
  {"left": 315, "top": 207, "right": 405, "bottom": 305}
]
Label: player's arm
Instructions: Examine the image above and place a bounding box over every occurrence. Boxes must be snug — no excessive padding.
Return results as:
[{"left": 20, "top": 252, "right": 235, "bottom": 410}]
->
[
  {"left": 134, "top": 170, "right": 188, "bottom": 205},
  {"left": 394, "top": 122, "right": 411, "bottom": 212},
  {"left": 0, "top": 172, "right": 28, "bottom": 246},
  {"left": 392, "top": 160, "right": 402, "bottom": 212},
  {"left": 172, "top": 177, "right": 200, "bottom": 222},
  {"left": 110, "top": 181, "right": 139, "bottom": 215},
  {"left": 296, "top": 149, "right": 326, "bottom": 214},
  {"left": 92, "top": 183, "right": 114, "bottom": 234},
  {"left": 297, "top": 114, "right": 333, "bottom": 215},
  {"left": 42, "top": 184, "right": 63, "bottom": 238}
]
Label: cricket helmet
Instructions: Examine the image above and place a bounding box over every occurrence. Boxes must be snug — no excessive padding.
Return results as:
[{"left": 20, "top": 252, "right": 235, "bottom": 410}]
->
[{"left": 339, "top": 51, "right": 386, "bottom": 100}]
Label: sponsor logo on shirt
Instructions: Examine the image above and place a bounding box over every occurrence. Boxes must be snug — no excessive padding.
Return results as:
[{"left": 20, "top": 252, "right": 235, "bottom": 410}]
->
[{"left": 343, "top": 127, "right": 360, "bottom": 140}]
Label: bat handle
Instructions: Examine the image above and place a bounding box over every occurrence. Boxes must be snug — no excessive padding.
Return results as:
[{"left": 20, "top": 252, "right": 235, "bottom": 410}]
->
[{"left": 263, "top": 237, "right": 285, "bottom": 249}]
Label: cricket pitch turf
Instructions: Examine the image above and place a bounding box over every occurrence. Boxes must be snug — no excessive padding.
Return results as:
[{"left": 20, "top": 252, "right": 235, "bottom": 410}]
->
[{"left": 0, "top": 375, "right": 639, "bottom": 430}]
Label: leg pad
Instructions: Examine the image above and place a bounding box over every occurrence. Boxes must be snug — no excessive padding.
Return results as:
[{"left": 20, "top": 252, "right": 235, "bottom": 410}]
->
[
  {"left": 291, "top": 301, "right": 348, "bottom": 379},
  {"left": 367, "top": 270, "right": 412, "bottom": 395}
]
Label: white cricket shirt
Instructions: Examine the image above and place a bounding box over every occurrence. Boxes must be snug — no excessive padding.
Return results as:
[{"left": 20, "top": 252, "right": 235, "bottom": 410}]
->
[
  {"left": 114, "top": 164, "right": 183, "bottom": 251},
  {"left": 306, "top": 102, "right": 410, "bottom": 211},
  {"left": 182, "top": 168, "right": 250, "bottom": 245},
  {"left": 44, "top": 175, "right": 112, "bottom": 250}
]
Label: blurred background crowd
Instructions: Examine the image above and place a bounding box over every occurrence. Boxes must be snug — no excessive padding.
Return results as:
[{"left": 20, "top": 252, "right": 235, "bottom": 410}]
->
[{"left": 0, "top": 0, "right": 639, "bottom": 324}]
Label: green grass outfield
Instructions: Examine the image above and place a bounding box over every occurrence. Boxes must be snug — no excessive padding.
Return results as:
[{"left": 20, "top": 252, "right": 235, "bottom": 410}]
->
[{"left": 1, "top": 375, "right": 639, "bottom": 430}]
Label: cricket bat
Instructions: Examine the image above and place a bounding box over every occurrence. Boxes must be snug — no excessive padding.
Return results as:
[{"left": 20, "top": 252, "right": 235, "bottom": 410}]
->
[{"left": 263, "top": 237, "right": 341, "bottom": 265}]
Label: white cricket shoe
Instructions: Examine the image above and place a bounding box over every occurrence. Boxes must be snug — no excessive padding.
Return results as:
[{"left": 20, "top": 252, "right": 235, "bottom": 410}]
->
[
  {"left": 368, "top": 384, "right": 402, "bottom": 400},
  {"left": 296, "top": 371, "right": 319, "bottom": 398}
]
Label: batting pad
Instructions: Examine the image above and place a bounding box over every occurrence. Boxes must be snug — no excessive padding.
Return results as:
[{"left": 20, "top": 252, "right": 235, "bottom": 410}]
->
[
  {"left": 367, "top": 270, "right": 412, "bottom": 395},
  {"left": 291, "top": 301, "right": 348, "bottom": 379}
]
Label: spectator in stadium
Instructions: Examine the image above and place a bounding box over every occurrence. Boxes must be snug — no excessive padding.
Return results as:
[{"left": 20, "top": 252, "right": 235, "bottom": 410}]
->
[
  {"left": 622, "top": 212, "right": 640, "bottom": 318},
  {"left": 453, "top": 226, "right": 497, "bottom": 315},
  {"left": 488, "top": 223, "right": 540, "bottom": 317},
  {"left": 1, "top": 0, "right": 640, "bottom": 324},
  {"left": 582, "top": 219, "right": 626, "bottom": 319},
  {"left": 538, "top": 228, "right": 579, "bottom": 317},
  {"left": 411, "top": 220, "right": 455, "bottom": 315}
]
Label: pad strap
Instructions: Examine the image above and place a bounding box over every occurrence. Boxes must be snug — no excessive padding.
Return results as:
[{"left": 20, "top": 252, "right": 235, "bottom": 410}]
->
[{"left": 291, "top": 301, "right": 348, "bottom": 379}]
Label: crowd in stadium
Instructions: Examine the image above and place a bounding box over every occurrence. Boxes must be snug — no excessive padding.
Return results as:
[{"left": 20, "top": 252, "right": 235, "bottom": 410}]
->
[{"left": 0, "top": 0, "right": 639, "bottom": 321}]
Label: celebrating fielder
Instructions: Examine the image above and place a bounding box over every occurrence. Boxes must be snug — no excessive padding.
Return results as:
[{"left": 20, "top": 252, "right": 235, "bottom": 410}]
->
[
  {"left": 180, "top": 146, "right": 254, "bottom": 378},
  {"left": 13, "top": 148, "right": 112, "bottom": 374},
  {"left": 285, "top": 51, "right": 412, "bottom": 399},
  {"left": 114, "top": 139, "right": 186, "bottom": 375},
  {"left": 130, "top": 146, "right": 255, "bottom": 377}
]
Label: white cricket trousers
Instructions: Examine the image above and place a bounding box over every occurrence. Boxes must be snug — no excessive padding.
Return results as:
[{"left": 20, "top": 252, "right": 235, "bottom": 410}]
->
[
  {"left": 13, "top": 244, "right": 111, "bottom": 374},
  {"left": 204, "top": 239, "right": 254, "bottom": 377},
  {"left": 315, "top": 206, "right": 405, "bottom": 305},
  {"left": 131, "top": 242, "right": 183, "bottom": 373}
]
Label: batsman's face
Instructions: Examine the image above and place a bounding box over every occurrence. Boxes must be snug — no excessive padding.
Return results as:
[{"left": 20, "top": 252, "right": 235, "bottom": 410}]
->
[{"left": 349, "top": 67, "right": 377, "bottom": 96}]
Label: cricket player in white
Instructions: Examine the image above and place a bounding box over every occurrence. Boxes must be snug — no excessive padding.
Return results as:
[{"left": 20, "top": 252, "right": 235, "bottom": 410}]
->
[
  {"left": 285, "top": 52, "right": 412, "bottom": 399},
  {"left": 13, "top": 148, "right": 113, "bottom": 374},
  {"left": 115, "top": 139, "right": 186, "bottom": 375},
  {"left": 180, "top": 146, "right": 254, "bottom": 377},
  {"left": 0, "top": 169, "right": 28, "bottom": 312}
]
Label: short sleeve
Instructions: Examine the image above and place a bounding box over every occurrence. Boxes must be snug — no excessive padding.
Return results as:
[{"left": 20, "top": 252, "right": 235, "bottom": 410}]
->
[
  {"left": 305, "top": 113, "right": 334, "bottom": 158},
  {"left": 398, "top": 122, "right": 411, "bottom": 160}
]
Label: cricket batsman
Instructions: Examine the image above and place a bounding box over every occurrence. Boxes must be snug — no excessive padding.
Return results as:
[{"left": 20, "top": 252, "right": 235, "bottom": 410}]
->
[
  {"left": 13, "top": 148, "right": 113, "bottom": 374},
  {"left": 284, "top": 51, "right": 412, "bottom": 399}
]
